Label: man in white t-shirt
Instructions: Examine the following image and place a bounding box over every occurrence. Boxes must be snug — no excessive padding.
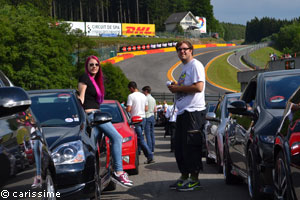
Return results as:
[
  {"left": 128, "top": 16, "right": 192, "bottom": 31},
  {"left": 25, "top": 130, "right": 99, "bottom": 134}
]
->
[
  {"left": 168, "top": 40, "right": 206, "bottom": 191},
  {"left": 126, "top": 81, "right": 154, "bottom": 164}
]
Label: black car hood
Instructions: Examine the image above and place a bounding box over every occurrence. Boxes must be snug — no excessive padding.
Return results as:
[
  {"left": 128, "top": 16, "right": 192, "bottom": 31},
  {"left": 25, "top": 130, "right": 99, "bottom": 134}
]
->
[{"left": 42, "top": 125, "right": 82, "bottom": 151}]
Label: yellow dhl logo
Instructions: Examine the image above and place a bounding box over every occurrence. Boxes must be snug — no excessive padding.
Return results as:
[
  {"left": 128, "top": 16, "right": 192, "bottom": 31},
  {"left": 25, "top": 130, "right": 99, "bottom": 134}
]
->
[{"left": 123, "top": 26, "right": 153, "bottom": 34}]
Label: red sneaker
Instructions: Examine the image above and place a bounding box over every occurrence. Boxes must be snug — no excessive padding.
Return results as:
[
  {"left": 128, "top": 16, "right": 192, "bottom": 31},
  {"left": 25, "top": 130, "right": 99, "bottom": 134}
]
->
[{"left": 112, "top": 172, "right": 133, "bottom": 188}]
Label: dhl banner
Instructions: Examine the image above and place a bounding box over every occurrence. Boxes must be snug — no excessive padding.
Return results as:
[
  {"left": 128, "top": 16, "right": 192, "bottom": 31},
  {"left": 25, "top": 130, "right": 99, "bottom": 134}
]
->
[{"left": 122, "top": 24, "right": 155, "bottom": 36}]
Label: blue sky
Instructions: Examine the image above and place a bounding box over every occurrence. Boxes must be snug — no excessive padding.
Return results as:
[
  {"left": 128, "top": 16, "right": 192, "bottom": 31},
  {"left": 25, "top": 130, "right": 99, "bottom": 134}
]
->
[{"left": 210, "top": 0, "right": 300, "bottom": 25}]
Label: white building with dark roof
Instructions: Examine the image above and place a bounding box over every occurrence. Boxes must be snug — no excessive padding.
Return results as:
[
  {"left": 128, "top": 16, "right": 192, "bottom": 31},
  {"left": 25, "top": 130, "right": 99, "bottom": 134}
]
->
[{"left": 164, "top": 11, "right": 200, "bottom": 32}]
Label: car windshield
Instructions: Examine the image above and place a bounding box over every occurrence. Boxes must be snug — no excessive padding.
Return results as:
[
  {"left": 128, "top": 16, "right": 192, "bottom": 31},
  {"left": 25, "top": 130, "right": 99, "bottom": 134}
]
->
[
  {"left": 30, "top": 92, "right": 81, "bottom": 127},
  {"left": 264, "top": 75, "right": 300, "bottom": 109},
  {"left": 100, "top": 103, "right": 124, "bottom": 123}
]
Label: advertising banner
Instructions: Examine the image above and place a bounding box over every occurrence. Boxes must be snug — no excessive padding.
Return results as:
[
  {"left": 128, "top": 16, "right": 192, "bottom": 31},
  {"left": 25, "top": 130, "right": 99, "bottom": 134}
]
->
[
  {"left": 196, "top": 17, "right": 207, "bottom": 33},
  {"left": 86, "top": 22, "right": 122, "bottom": 37},
  {"left": 65, "top": 21, "right": 85, "bottom": 33},
  {"left": 122, "top": 23, "right": 155, "bottom": 36}
]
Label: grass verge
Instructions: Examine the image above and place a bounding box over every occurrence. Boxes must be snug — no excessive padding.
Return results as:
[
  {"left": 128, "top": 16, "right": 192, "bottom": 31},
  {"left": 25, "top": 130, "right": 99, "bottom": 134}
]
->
[
  {"left": 249, "top": 46, "right": 282, "bottom": 68},
  {"left": 207, "top": 52, "right": 241, "bottom": 92}
]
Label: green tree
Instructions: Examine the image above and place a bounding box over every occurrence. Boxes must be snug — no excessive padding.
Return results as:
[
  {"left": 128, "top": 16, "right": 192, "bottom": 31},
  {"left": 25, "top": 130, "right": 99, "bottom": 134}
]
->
[
  {"left": 274, "top": 22, "right": 300, "bottom": 54},
  {"left": 221, "top": 22, "right": 245, "bottom": 41},
  {"left": 0, "top": 4, "right": 77, "bottom": 89},
  {"left": 101, "top": 63, "right": 130, "bottom": 102}
]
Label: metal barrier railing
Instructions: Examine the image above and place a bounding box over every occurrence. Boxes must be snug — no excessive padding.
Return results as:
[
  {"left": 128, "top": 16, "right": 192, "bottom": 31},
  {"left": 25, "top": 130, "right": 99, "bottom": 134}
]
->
[{"left": 152, "top": 92, "right": 221, "bottom": 103}]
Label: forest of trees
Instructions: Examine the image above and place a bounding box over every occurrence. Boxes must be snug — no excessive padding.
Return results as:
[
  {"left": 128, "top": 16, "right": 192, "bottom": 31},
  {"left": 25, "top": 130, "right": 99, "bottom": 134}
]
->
[
  {"left": 244, "top": 16, "right": 300, "bottom": 53},
  {"left": 245, "top": 16, "right": 300, "bottom": 43},
  {"left": 220, "top": 22, "right": 245, "bottom": 41},
  {"left": 2, "top": 0, "right": 221, "bottom": 32}
]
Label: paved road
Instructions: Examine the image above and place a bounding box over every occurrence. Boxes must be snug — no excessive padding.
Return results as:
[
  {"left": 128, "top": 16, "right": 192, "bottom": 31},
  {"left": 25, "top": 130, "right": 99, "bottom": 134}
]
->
[
  {"left": 102, "top": 127, "right": 250, "bottom": 200},
  {"left": 227, "top": 46, "right": 253, "bottom": 72},
  {"left": 117, "top": 46, "right": 244, "bottom": 96}
]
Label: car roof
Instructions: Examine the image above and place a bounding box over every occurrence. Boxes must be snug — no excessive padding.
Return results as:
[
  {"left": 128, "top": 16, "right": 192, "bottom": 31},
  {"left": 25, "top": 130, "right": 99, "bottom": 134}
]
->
[
  {"left": 225, "top": 92, "right": 241, "bottom": 98},
  {"left": 259, "top": 69, "right": 300, "bottom": 78}
]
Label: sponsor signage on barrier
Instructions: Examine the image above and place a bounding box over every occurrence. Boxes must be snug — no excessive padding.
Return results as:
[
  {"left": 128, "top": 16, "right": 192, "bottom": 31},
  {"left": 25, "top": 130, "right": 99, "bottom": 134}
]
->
[
  {"left": 196, "top": 17, "right": 207, "bottom": 33},
  {"left": 122, "top": 23, "right": 155, "bottom": 36},
  {"left": 65, "top": 21, "right": 86, "bottom": 33},
  {"left": 119, "top": 41, "right": 178, "bottom": 52},
  {"left": 86, "top": 22, "right": 122, "bottom": 36}
]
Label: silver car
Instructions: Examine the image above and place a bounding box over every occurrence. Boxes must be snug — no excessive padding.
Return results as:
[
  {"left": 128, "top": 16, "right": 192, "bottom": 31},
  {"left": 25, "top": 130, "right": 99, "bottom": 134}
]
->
[{"left": 205, "top": 92, "right": 241, "bottom": 172}]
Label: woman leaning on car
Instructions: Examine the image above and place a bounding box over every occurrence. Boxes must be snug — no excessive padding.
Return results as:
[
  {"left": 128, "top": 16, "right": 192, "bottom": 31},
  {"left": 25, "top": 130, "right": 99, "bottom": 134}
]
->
[{"left": 77, "top": 55, "right": 133, "bottom": 188}]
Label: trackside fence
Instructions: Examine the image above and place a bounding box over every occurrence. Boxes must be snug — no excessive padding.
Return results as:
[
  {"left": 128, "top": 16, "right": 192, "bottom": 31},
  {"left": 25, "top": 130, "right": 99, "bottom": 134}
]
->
[{"left": 152, "top": 92, "right": 221, "bottom": 104}]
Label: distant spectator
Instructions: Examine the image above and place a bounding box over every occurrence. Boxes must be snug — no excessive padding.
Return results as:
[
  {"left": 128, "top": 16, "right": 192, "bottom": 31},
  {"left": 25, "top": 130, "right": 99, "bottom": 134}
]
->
[
  {"left": 121, "top": 101, "right": 126, "bottom": 109},
  {"left": 142, "top": 86, "right": 157, "bottom": 153},
  {"left": 165, "top": 104, "right": 178, "bottom": 152}
]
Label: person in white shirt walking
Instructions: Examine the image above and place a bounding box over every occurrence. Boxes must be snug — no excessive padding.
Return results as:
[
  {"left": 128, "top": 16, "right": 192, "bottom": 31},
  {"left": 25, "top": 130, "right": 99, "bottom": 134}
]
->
[
  {"left": 142, "top": 86, "right": 157, "bottom": 153},
  {"left": 126, "top": 81, "right": 154, "bottom": 164}
]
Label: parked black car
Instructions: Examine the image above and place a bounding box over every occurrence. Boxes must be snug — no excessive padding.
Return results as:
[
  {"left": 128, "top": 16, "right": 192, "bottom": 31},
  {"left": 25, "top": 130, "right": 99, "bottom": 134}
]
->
[
  {"left": 273, "top": 86, "right": 300, "bottom": 200},
  {"left": 224, "top": 69, "right": 300, "bottom": 199},
  {"left": 0, "top": 71, "right": 38, "bottom": 186},
  {"left": 205, "top": 92, "right": 241, "bottom": 172},
  {"left": 28, "top": 89, "right": 116, "bottom": 199}
]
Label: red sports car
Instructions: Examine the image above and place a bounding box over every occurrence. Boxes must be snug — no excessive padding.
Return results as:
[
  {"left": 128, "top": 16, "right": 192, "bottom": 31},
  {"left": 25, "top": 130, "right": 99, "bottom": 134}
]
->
[{"left": 101, "top": 100, "right": 139, "bottom": 175}]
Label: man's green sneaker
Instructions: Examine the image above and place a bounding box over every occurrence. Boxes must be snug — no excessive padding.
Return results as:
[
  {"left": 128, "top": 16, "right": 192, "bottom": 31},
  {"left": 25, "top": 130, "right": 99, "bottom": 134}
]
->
[
  {"left": 176, "top": 179, "right": 202, "bottom": 191},
  {"left": 169, "top": 179, "right": 187, "bottom": 190}
]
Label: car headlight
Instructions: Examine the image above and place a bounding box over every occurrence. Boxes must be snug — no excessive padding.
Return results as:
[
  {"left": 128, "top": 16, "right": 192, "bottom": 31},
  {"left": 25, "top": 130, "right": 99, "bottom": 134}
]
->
[
  {"left": 122, "top": 136, "right": 132, "bottom": 143},
  {"left": 52, "top": 140, "right": 85, "bottom": 165},
  {"left": 259, "top": 135, "right": 275, "bottom": 144}
]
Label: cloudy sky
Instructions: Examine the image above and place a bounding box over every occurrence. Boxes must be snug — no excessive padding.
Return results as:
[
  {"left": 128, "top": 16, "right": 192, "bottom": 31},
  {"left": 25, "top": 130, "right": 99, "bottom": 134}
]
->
[{"left": 210, "top": 0, "right": 300, "bottom": 25}]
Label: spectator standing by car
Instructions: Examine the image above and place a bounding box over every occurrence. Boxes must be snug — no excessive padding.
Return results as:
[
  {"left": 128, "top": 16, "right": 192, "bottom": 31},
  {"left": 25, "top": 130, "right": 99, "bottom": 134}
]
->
[
  {"left": 142, "top": 86, "right": 157, "bottom": 153},
  {"left": 168, "top": 40, "right": 206, "bottom": 191},
  {"left": 78, "top": 55, "right": 133, "bottom": 188},
  {"left": 165, "top": 104, "right": 178, "bottom": 152},
  {"left": 19, "top": 111, "right": 43, "bottom": 189},
  {"left": 126, "top": 81, "right": 155, "bottom": 164}
]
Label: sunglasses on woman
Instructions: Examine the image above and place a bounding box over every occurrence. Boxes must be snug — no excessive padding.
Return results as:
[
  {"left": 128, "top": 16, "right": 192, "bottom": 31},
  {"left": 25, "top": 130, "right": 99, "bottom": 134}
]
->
[{"left": 89, "top": 63, "right": 99, "bottom": 67}]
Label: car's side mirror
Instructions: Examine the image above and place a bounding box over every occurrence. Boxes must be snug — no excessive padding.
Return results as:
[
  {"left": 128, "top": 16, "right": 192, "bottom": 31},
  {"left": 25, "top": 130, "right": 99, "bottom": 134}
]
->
[
  {"left": 0, "top": 87, "right": 31, "bottom": 118},
  {"left": 130, "top": 115, "right": 143, "bottom": 125},
  {"left": 90, "top": 111, "right": 112, "bottom": 126},
  {"left": 228, "top": 100, "right": 249, "bottom": 114},
  {"left": 206, "top": 112, "right": 220, "bottom": 122}
]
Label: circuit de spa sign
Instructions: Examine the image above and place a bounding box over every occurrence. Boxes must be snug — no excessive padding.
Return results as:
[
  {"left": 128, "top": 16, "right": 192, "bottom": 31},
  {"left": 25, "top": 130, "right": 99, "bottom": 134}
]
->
[{"left": 86, "top": 22, "right": 122, "bottom": 36}]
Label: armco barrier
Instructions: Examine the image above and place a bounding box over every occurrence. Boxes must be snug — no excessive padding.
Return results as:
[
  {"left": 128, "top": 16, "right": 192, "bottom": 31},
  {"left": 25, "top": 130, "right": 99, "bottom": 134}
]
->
[
  {"left": 103, "top": 43, "right": 236, "bottom": 65},
  {"left": 119, "top": 41, "right": 177, "bottom": 53}
]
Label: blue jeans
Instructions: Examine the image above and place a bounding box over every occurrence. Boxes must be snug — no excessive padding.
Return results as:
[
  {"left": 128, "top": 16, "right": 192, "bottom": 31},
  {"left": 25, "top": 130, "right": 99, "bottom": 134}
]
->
[
  {"left": 88, "top": 114, "right": 123, "bottom": 172},
  {"left": 145, "top": 115, "right": 155, "bottom": 152},
  {"left": 135, "top": 119, "right": 153, "bottom": 160},
  {"left": 33, "top": 140, "right": 41, "bottom": 176}
]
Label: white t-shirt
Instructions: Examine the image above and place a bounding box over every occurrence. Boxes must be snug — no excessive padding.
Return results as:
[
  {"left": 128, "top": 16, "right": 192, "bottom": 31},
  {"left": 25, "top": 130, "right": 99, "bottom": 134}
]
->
[
  {"left": 127, "top": 91, "right": 148, "bottom": 118},
  {"left": 165, "top": 104, "right": 178, "bottom": 122},
  {"left": 175, "top": 58, "right": 206, "bottom": 115}
]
